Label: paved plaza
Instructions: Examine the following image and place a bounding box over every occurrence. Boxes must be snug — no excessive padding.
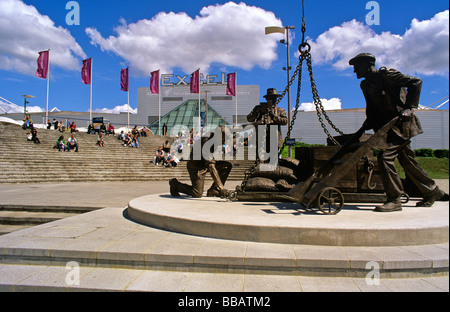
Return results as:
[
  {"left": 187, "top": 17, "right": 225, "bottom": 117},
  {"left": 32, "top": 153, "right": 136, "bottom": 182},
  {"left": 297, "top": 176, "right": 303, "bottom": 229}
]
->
[{"left": 0, "top": 180, "right": 448, "bottom": 292}]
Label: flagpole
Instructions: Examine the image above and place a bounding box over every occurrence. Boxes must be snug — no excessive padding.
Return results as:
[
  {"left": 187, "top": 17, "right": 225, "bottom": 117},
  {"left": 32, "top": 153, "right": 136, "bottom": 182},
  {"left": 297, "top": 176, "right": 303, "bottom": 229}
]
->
[
  {"left": 235, "top": 71, "right": 237, "bottom": 126},
  {"left": 158, "top": 91, "right": 161, "bottom": 135},
  {"left": 127, "top": 66, "right": 130, "bottom": 132},
  {"left": 158, "top": 70, "right": 161, "bottom": 136},
  {"left": 89, "top": 58, "right": 93, "bottom": 123},
  {"left": 198, "top": 69, "right": 201, "bottom": 134},
  {"left": 45, "top": 49, "right": 50, "bottom": 124}
]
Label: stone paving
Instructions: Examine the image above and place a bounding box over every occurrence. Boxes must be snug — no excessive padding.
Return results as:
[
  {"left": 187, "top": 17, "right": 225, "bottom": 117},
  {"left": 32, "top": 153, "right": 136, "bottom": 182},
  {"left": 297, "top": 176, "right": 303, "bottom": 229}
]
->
[{"left": 0, "top": 181, "right": 448, "bottom": 293}]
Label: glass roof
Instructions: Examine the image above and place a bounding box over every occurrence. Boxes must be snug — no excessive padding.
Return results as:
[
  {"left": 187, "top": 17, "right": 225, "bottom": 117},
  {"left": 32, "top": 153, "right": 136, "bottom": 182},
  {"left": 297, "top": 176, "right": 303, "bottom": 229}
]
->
[{"left": 149, "top": 100, "right": 228, "bottom": 136}]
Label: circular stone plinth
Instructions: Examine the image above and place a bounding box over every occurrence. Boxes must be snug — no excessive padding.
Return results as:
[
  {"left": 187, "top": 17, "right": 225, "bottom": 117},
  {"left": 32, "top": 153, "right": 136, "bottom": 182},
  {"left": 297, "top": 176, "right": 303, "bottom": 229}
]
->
[{"left": 127, "top": 194, "right": 449, "bottom": 246}]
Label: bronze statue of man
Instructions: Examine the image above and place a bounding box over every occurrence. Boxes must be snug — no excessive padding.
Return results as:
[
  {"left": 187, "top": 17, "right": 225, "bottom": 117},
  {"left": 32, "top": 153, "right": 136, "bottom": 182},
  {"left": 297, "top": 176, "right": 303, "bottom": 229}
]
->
[
  {"left": 247, "top": 88, "right": 288, "bottom": 155},
  {"left": 169, "top": 128, "right": 232, "bottom": 198},
  {"left": 349, "top": 53, "right": 448, "bottom": 212}
]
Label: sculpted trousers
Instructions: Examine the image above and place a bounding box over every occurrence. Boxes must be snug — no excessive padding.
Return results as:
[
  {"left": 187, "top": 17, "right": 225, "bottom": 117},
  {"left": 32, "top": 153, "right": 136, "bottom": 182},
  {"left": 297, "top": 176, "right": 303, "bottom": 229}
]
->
[
  {"left": 378, "top": 134, "right": 436, "bottom": 200},
  {"left": 175, "top": 160, "right": 232, "bottom": 198}
]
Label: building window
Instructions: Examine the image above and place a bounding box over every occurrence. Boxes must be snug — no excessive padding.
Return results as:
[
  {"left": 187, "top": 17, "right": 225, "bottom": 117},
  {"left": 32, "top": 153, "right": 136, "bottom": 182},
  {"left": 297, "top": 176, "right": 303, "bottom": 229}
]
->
[
  {"left": 163, "top": 97, "right": 183, "bottom": 102},
  {"left": 211, "top": 96, "right": 232, "bottom": 101}
]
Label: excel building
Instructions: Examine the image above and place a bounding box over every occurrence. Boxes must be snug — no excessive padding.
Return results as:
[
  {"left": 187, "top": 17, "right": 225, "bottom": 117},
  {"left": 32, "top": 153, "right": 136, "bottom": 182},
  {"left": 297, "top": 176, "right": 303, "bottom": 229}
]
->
[{"left": 136, "top": 72, "right": 259, "bottom": 135}]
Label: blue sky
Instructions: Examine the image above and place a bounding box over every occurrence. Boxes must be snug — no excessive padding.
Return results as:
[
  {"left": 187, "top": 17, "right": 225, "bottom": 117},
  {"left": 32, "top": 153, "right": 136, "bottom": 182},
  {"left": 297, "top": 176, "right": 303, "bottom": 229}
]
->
[{"left": 0, "top": 0, "right": 448, "bottom": 116}]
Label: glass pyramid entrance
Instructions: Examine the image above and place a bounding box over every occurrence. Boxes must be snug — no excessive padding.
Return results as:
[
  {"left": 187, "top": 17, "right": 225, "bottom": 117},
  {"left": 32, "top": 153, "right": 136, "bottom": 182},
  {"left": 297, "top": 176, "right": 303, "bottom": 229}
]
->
[{"left": 149, "top": 99, "right": 228, "bottom": 136}]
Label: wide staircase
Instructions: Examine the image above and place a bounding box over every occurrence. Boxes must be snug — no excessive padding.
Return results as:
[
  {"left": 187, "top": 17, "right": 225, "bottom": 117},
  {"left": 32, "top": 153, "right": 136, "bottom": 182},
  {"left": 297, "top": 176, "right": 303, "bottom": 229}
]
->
[
  {"left": 0, "top": 121, "right": 254, "bottom": 184},
  {"left": 0, "top": 121, "right": 254, "bottom": 234}
]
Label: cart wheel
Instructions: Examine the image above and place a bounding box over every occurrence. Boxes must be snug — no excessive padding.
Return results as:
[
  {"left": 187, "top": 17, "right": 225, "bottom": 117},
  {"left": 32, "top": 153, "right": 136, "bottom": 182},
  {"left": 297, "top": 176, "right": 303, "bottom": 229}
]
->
[
  {"left": 316, "top": 187, "right": 344, "bottom": 215},
  {"left": 401, "top": 193, "right": 409, "bottom": 204}
]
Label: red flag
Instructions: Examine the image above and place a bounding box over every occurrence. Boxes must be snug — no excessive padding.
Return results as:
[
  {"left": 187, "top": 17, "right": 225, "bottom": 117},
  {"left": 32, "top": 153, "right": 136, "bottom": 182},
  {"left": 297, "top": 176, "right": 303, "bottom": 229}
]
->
[
  {"left": 81, "top": 58, "right": 92, "bottom": 85},
  {"left": 226, "top": 72, "right": 236, "bottom": 96},
  {"left": 150, "top": 70, "right": 159, "bottom": 94},
  {"left": 121, "top": 67, "right": 129, "bottom": 92},
  {"left": 35, "top": 51, "right": 49, "bottom": 79},
  {"left": 190, "top": 69, "right": 200, "bottom": 94}
]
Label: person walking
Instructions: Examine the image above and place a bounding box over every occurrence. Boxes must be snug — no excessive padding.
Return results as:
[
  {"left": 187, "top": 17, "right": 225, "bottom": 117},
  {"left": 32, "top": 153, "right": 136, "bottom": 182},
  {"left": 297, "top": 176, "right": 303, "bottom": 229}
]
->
[{"left": 349, "top": 53, "right": 448, "bottom": 212}]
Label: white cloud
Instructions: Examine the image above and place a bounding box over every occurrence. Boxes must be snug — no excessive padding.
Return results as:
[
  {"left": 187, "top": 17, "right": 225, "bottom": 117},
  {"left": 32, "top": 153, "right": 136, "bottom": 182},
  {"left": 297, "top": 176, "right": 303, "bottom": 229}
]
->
[
  {"left": 297, "top": 98, "right": 342, "bottom": 112},
  {"left": 93, "top": 104, "right": 137, "bottom": 114},
  {"left": 0, "top": 0, "right": 86, "bottom": 75},
  {"left": 309, "top": 10, "right": 449, "bottom": 76},
  {"left": 0, "top": 98, "right": 43, "bottom": 114},
  {"left": 86, "top": 2, "right": 284, "bottom": 76}
]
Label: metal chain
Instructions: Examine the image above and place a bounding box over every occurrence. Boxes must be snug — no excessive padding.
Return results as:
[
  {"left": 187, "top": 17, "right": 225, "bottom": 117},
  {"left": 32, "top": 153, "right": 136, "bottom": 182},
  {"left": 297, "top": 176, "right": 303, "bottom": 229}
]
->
[
  {"left": 228, "top": 43, "right": 346, "bottom": 200},
  {"left": 228, "top": 55, "right": 304, "bottom": 200},
  {"left": 304, "top": 52, "right": 345, "bottom": 145},
  {"left": 301, "top": 0, "right": 306, "bottom": 44},
  {"left": 276, "top": 52, "right": 305, "bottom": 155}
]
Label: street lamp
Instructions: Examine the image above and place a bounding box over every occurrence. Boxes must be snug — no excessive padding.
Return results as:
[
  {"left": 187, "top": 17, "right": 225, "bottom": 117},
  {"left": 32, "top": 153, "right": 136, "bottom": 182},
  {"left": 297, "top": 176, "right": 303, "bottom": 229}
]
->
[
  {"left": 22, "top": 95, "right": 35, "bottom": 116},
  {"left": 265, "top": 25, "right": 295, "bottom": 157}
]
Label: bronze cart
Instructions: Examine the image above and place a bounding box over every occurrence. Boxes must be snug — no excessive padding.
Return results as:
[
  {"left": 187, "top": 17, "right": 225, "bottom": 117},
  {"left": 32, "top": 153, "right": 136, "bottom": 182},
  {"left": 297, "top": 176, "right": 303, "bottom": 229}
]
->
[
  {"left": 235, "top": 117, "right": 406, "bottom": 214},
  {"left": 286, "top": 117, "right": 403, "bottom": 214}
]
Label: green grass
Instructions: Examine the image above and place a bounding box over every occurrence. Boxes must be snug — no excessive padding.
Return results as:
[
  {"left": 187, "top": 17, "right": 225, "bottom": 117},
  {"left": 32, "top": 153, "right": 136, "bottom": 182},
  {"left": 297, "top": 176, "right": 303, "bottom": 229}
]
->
[
  {"left": 395, "top": 157, "right": 449, "bottom": 179},
  {"left": 280, "top": 142, "right": 324, "bottom": 159},
  {"left": 281, "top": 144, "right": 449, "bottom": 179}
]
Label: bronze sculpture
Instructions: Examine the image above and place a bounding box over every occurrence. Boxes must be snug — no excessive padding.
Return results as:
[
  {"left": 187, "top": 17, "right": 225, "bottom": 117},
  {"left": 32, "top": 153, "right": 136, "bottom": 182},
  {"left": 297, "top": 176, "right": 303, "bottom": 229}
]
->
[
  {"left": 349, "top": 53, "right": 449, "bottom": 212},
  {"left": 247, "top": 88, "right": 288, "bottom": 150},
  {"left": 234, "top": 88, "right": 298, "bottom": 196},
  {"left": 169, "top": 128, "right": 232, "bottom": 198}
]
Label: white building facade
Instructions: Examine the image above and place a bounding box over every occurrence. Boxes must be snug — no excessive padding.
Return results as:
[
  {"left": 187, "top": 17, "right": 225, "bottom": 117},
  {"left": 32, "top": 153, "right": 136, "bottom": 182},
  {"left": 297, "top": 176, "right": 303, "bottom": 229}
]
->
[{"left": 137, "top": 72, "right": 260, "bottom": 126}]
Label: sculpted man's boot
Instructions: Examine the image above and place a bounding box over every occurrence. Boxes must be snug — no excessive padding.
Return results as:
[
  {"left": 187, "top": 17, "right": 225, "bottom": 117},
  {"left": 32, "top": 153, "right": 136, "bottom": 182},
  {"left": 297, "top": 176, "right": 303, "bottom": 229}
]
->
[
  {"left": 374, "top": 198, "right": 402, "bottom": 212},
  {"left": 169, "top": 178, "right": 180, "bottom": 197},
  {"left": 416, "top": 187, "right": 449, "bottom": 207}
]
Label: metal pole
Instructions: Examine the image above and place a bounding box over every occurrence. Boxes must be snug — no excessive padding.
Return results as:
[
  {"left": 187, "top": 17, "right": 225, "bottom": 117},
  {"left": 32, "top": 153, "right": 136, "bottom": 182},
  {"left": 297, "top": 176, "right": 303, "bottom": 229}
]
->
[
  {"left": 127, "top": 66, "right": 130, "bottom": 132},
  {"left": 205, "top": 91, "right": 209, "bottom": 130},
  {"left": 158, "top": 90, "right": 161, "bottom": 135},
  {"left": 90, "top": 58, "right": 93, "bottom": 123},
  {"left": 286, "top": 27, "right": 293, "bottom": 157},
  {"left": 235, "top": 71, "right": 238, "bottom": 127},
  {"left": 157, "top": 69, "right": 161, "bottom": 135},
  {"left": 45, "top": 49, "right": 50, "bottom": 125}
]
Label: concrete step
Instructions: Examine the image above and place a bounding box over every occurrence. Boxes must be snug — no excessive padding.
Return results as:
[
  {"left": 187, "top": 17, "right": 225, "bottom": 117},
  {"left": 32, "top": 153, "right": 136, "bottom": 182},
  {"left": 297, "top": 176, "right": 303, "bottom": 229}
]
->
[
  {"left": 0, "top": 177, "right": 246, "bottom": 184},
  {"left": 0, "top": 263, "right": 447, "bottom": 292},
  {"left": 0, "top": 176, "right": 247, "bottom": 183},
  {"left": 0, "top": 205, "right": 99, "bottom": 214},
  {"left": 0, "top": 225, "right": 31, "bottom": 236},
  {"left": 0, "top": 207, "right": 448, "bottom": 279},
  {"left": 0, "top": 210, "right": 79, "bottom": 226},
  {"left": 0, "top": 122, "right": 254, "bottom": 184},
  {"left": 0, "top": 205, "right": 99, "bottom": 235}
]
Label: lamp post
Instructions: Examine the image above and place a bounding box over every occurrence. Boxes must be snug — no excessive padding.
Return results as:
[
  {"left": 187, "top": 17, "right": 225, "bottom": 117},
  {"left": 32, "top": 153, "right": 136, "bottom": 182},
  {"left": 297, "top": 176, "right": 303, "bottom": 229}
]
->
[
  {"left": 265, "top": 26, "right": 295, "bottom": 157},
  {"left": 22, "top": 95, "right": 35, "bottom": 117}
]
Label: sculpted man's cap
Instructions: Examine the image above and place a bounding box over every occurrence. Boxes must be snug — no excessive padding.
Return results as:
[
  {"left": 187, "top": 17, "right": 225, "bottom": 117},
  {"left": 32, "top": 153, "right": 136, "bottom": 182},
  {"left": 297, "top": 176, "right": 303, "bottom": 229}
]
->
[
  {"left": 263, "top": 88, "right": 282, "bottom": 98},
  {"left": 349, "top": 53, "right": 376, "bottom": 66}
]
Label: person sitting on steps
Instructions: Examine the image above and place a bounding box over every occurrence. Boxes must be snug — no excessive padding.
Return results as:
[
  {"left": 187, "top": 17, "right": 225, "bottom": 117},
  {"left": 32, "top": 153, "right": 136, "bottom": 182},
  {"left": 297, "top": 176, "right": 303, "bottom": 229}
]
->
[
  {"left": 153, "top": 146, "right": 164, "bottom": 165},
  {"left": 30, "top": 128, "right": 40, "bottom": 144},
  {"left": 97, "top": 133, "right": 105, "bottom": 147},
  {"left": 55, "top": 135, "right": 66, "bottom": 151},
  {"left": 67, "top": 134, "right": 79, "bottom": 152}
]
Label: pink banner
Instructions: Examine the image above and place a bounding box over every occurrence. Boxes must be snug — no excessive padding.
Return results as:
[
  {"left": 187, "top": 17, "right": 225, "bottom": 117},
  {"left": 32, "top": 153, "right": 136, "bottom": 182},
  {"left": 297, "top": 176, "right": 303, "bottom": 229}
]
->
[
  {"left": 150, "top": 70, "right": 159, "bottom": 94},
  {"left": 190, "top": 69, "right": 200, "bottom": 94},
  {"left": 121, "top": 68, "right": 129, "bottom": 92},
  {"left": 81, "top": 58, "right": 92, "bottom": 84},
  {"left": 35, "top": 51, "right": 49, "bottom": 79},
  {"left": 226, "top": 73, "right": 236, "bottom": 96}
]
